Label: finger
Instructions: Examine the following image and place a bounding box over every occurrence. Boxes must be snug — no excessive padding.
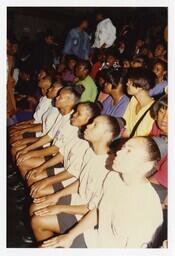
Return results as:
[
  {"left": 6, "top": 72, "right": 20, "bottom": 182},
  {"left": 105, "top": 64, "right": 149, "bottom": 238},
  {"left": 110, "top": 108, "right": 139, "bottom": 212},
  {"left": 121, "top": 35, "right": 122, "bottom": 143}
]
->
[
  {"left": 33, "top": 197, "right": 46, "bottom": 203},
  {"left": 35, "top": 209, "right": 49, "bottom": 216},
  {"left": 42, "top": 238, "right": 58, "bottom": 247}
]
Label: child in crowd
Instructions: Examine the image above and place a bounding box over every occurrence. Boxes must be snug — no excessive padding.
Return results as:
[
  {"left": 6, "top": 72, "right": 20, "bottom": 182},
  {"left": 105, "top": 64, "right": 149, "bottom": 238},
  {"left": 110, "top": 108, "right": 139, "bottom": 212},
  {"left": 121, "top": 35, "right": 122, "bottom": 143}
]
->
[
  {"left": 149, "top": 95, "right": 168, "bottom": 204},
  {"left": 16, "top": 85, "right": 85, "bottom": 178},
  {"left": 26, "top": 102, "right": 101, "bottom": 192},
  {"left": 36, "top": 136, "right": 163, "bottom": 248},
  {"left": 123, "top": 68, "right": 156, "bottom": 137},
  {"left": 154, "top": 42, "right": 167, "bottom": 62},
  {"left": 62, "top": 55, "right": 77, "bottom": 83},
  {"left": 75, "top": 60, "right": 98, "bottom": 102},
  {"left": 11, "top": 82, "right": 63, "bottom": 160},
  {"left": 90, "top": 49, "right": 106, "bottom": 80},
  {"left": 96, "top": 69, "right": 109, "bottom": 103},
  {"left": 149, "top": 59, "right": 167, "bottom": 98},
  {"left": 29, "top": 115, "right": 120, "bottom": 245},
  {"left": 101, "top": 69, "right": 129, "bottom": 118},
  {"left": 9, "top": 76, "right": 53, "bottom": 143}
]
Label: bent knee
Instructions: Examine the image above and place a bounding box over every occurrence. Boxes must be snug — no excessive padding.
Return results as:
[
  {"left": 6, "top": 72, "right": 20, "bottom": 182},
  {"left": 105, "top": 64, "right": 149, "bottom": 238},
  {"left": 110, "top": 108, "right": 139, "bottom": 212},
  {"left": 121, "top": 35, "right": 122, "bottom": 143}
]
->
[{"left": 31, "top": 215, "right": 46, "bottom": 231}]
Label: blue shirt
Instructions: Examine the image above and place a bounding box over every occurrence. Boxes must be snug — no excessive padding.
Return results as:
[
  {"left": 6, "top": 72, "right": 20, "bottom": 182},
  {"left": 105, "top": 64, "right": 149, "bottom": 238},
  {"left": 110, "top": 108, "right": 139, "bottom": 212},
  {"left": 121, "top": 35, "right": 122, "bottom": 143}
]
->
[
  {"left": 102, "top": 94, "right": 129, "bottom": 118},
  {"left": 149, "top": 81, "right": 168, "bottom": 97},
  {"left": 63, "top": 27, "right": 90, "bottom": 60}
]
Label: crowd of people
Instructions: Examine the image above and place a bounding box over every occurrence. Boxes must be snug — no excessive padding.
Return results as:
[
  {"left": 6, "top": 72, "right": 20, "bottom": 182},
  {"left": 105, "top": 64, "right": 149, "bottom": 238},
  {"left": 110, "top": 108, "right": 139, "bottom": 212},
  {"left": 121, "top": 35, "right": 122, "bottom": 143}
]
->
[{"left": 7, "top": 10, "right": 168, "bottom": 248}]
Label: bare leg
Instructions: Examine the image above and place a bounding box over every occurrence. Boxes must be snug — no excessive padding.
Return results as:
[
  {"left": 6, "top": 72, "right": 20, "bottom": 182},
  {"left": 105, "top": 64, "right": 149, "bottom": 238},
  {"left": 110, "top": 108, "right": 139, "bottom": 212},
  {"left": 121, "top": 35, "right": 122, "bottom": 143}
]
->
[
  {"left": 28, "top": 170, "right": 49, "bottom": 187},
  {"left": 31, "top": 214, "right": 60, "bottom": 242},
  {"left": 34, "top": 184, "right": 55, "bottom": 198},
  {"left": 18, "top": 157, "right": 45, "bottom": 179},
  {"left": 11, "top": 145, "right": 26, "bottom": 163}
]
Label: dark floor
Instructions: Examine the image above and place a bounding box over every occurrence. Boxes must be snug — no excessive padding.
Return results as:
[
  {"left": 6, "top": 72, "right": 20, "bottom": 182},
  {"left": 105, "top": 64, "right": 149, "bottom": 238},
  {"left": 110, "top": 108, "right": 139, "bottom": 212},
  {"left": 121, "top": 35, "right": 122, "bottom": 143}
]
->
[{"left": 7, "top": 169, "right": 35, "bottom": 248}]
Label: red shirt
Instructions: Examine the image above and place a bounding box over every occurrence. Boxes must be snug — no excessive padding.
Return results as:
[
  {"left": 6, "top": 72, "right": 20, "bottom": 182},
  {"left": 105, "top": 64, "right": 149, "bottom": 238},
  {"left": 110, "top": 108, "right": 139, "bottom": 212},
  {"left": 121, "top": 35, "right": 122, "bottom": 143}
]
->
[
  {"left": 90, "top": 62, "right": 102, "bottom": 80},
  {"left": 150, "top": 122, "right": 167, "bottom": 188}
]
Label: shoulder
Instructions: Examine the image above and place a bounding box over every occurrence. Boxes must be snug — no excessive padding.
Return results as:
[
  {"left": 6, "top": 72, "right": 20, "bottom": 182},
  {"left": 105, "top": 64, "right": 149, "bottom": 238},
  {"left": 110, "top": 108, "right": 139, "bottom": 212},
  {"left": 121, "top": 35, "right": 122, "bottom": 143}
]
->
[{"left": 103, "top": 171, "right": 122, "bottom": 191}]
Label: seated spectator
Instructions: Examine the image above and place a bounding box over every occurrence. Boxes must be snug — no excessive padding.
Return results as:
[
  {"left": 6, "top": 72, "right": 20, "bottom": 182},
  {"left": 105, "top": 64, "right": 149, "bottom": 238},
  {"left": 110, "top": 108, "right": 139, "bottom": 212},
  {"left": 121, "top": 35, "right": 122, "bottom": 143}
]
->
[
  {"left": 154, "top": 42, "right": 167, "bottom": 62},
  {"left": 11, "top": 82, "right": 63, "bottom": 161},
  {"left": 101, "top": 69, "right": 129, "bottom": 118},
  {"left": 100, "top": 50, "right": 121, "bottom": 71},
  {"left": 16, "top": 85, "right": 85, "bottom": 179},
  {"left": 30, "top": 115, "right": 120, "bottom": 245},
  {"left": 149, "top": 59, "right": 167, "bottom": 98},
  {"left": 9, "top": 76, "right": 53, "bottom": 143},
  {"left": 123, "top": 68, "right": 156, "bottom": 137},
  {"left": 38, "top": 136, "right": 163, "bottom": 248},
  {"left": 27, "top": 102, "right": 101, "bottom": 197},
  {"left": 122, "top": 57, "right": 131, "bottom": 69},
  {"left": 149, "top": 95, "right": 168, "bottom": 203},
  {"left": 96, "top": 69, "right": 109, "bottom": 103},
  {"left": 62, "top": 55, "right": 77, "bottom": 83},
  {"left": 75, "top": 60, "right": 98, "bottom": 102},
  {"left": 131, "top": 54, "right": 148, "bottom": 68},
  {"left": 90, "top": 49, "right": 106, "bottom": 80}
]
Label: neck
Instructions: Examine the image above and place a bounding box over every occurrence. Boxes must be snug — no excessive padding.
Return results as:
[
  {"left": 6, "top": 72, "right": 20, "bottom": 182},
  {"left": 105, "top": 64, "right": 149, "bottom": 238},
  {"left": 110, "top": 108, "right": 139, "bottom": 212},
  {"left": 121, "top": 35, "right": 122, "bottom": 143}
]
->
[
  {"left": 134, "top": 91, "right": 153, "bottom": 108},
  {"left": 122, "top": 172, "right": 147, "bottom": 186},
  {"left": 59, "top": 107, "right": 72, "bottom": 115},
  {"left": 110, "top": 90, "right": 124, "bottom": 104},
  {"left": 91, "top": 141, "right": 109, "bottom": 155}
]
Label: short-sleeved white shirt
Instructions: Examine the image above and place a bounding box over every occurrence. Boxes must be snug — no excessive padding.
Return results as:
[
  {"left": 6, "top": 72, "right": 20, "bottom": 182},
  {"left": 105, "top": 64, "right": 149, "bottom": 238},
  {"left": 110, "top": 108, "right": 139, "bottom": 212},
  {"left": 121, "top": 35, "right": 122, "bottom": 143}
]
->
[
  {"left": 71, "top": 148, "right": 109, "bottom": 217},
  {"left": 48, "top": 110, "right": 74, "bottom": 140},
  {"left": 36, "top": 105, "right": 60, "bottom": 137},
  {"left": 60, "top": 133, "right": 90, "bottom": 178},
  {"left": 52, "top": 119, "right": 78, "bottom": 149},
  {"left": 84, "top": 171, "right": 163, "bottom": 248},
  {"left": 33, "top": 96, "right": 52, "bottom": 124}
]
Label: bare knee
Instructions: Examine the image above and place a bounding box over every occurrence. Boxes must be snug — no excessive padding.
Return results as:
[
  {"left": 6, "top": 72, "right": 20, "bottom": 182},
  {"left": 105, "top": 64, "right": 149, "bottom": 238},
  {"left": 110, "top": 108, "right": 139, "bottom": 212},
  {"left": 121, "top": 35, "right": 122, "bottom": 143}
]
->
[
  {"left": 18, "top": 163, "right": 28, "bottom": 179},
  {"left": 36, "top": 186, "right": 53, "bottom": 198},
  {"left": 31, "top": 215, "right": 45, "bottom": 232},
  {"left": 29, "top": 203, "right": 38, "bottom": 216}
]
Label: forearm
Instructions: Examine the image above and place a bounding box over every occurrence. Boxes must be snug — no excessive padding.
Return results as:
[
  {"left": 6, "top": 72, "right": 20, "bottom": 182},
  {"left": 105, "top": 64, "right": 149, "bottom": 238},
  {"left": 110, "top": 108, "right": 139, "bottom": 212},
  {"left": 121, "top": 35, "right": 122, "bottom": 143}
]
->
[
  {"left": 56, "top": 180, "right": 79, "bottom": 199},
  {"left": 59, "top": 204, "right": 89, "bottom": 216},
  {"left": 45, "top": 170, "right": 73, "bottom": 186},
  {"left": 40, "top": 153, "right": 64, "bottom": 170},
  {"left": 22, "top": 124, "right": 42, "bottom": 134},
  {"left": 26, "top": 134, "right": 52, "bottom": 151},
  {"left": 15, "top": 119, "right": 34, "bottom": 126},
  {"left": 30, "top": 146, "right": 59, "bottom": 158},
  {"left": 68, "top": 208, "right": 97, "bottom": 239},
  {"left": 13, "top": 137, "right": 38, "bottom": 146}
]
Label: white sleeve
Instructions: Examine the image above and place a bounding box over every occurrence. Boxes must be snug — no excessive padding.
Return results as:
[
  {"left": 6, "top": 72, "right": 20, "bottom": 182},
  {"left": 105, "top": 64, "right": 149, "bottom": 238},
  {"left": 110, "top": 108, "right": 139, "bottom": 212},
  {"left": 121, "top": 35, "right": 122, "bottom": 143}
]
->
[
  {"left": 67, "top": 146, "right": 89, "bottom": 178},
  {"left": 97, "top": 19, "right": 116, "bottom": 48}
]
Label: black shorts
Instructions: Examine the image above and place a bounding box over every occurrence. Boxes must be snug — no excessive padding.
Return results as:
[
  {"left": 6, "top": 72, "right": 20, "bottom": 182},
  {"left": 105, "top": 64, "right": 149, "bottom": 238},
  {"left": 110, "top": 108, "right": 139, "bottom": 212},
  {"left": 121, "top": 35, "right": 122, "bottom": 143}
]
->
[{"left": 56, "top": 195, "right": 78, "bottom": 234}]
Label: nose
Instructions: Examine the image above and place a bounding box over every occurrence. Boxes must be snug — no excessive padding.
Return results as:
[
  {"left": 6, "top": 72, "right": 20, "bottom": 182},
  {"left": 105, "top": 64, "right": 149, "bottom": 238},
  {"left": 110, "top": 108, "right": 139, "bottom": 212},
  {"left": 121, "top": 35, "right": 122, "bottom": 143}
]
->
[{"left": 162, "top": 111, "right": 168, "bottom": 122}]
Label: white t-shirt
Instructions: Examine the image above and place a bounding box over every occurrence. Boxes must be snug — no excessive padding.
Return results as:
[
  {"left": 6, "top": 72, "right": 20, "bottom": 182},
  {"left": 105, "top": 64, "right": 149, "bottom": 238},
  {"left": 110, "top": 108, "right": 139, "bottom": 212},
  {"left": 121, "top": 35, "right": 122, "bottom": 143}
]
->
[
  {"left": 36, "top": 105, "right": 60, "bottom": 137},
  {"left": 71, "top": 148, "right": 109, "bottom": 218},
  {"left": 33, "top": 96, "right": 52, "bottom": 124},
  {"left": 58, "top": 133, "right": 90, "bottom": 187},
  {"left": 48, "top": 110, "right": 74, "bottom": 140},
  {"left": 84, "top": 171, "right": 163, "bottom": 248},
  {"left": 52, "top": 119, "right": 78, "bottom": 150},
  {"left": 92, "top": 18, "right": 116, "bottom": 48}
]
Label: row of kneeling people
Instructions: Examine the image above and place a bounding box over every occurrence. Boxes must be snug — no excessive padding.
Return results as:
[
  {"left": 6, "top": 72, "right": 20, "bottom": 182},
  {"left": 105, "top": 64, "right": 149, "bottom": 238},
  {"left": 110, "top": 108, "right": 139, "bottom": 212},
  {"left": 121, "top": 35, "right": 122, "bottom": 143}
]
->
[{"left": 9, "top": 76, "right": 167, "bottom": 248}]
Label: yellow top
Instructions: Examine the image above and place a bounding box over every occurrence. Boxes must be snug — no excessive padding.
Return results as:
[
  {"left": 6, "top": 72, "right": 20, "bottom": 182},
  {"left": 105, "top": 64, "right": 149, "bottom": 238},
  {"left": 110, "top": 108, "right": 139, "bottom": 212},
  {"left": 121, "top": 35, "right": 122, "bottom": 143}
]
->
[{"left": 123, "top": 96, "right": 154, "bottom": 137}]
